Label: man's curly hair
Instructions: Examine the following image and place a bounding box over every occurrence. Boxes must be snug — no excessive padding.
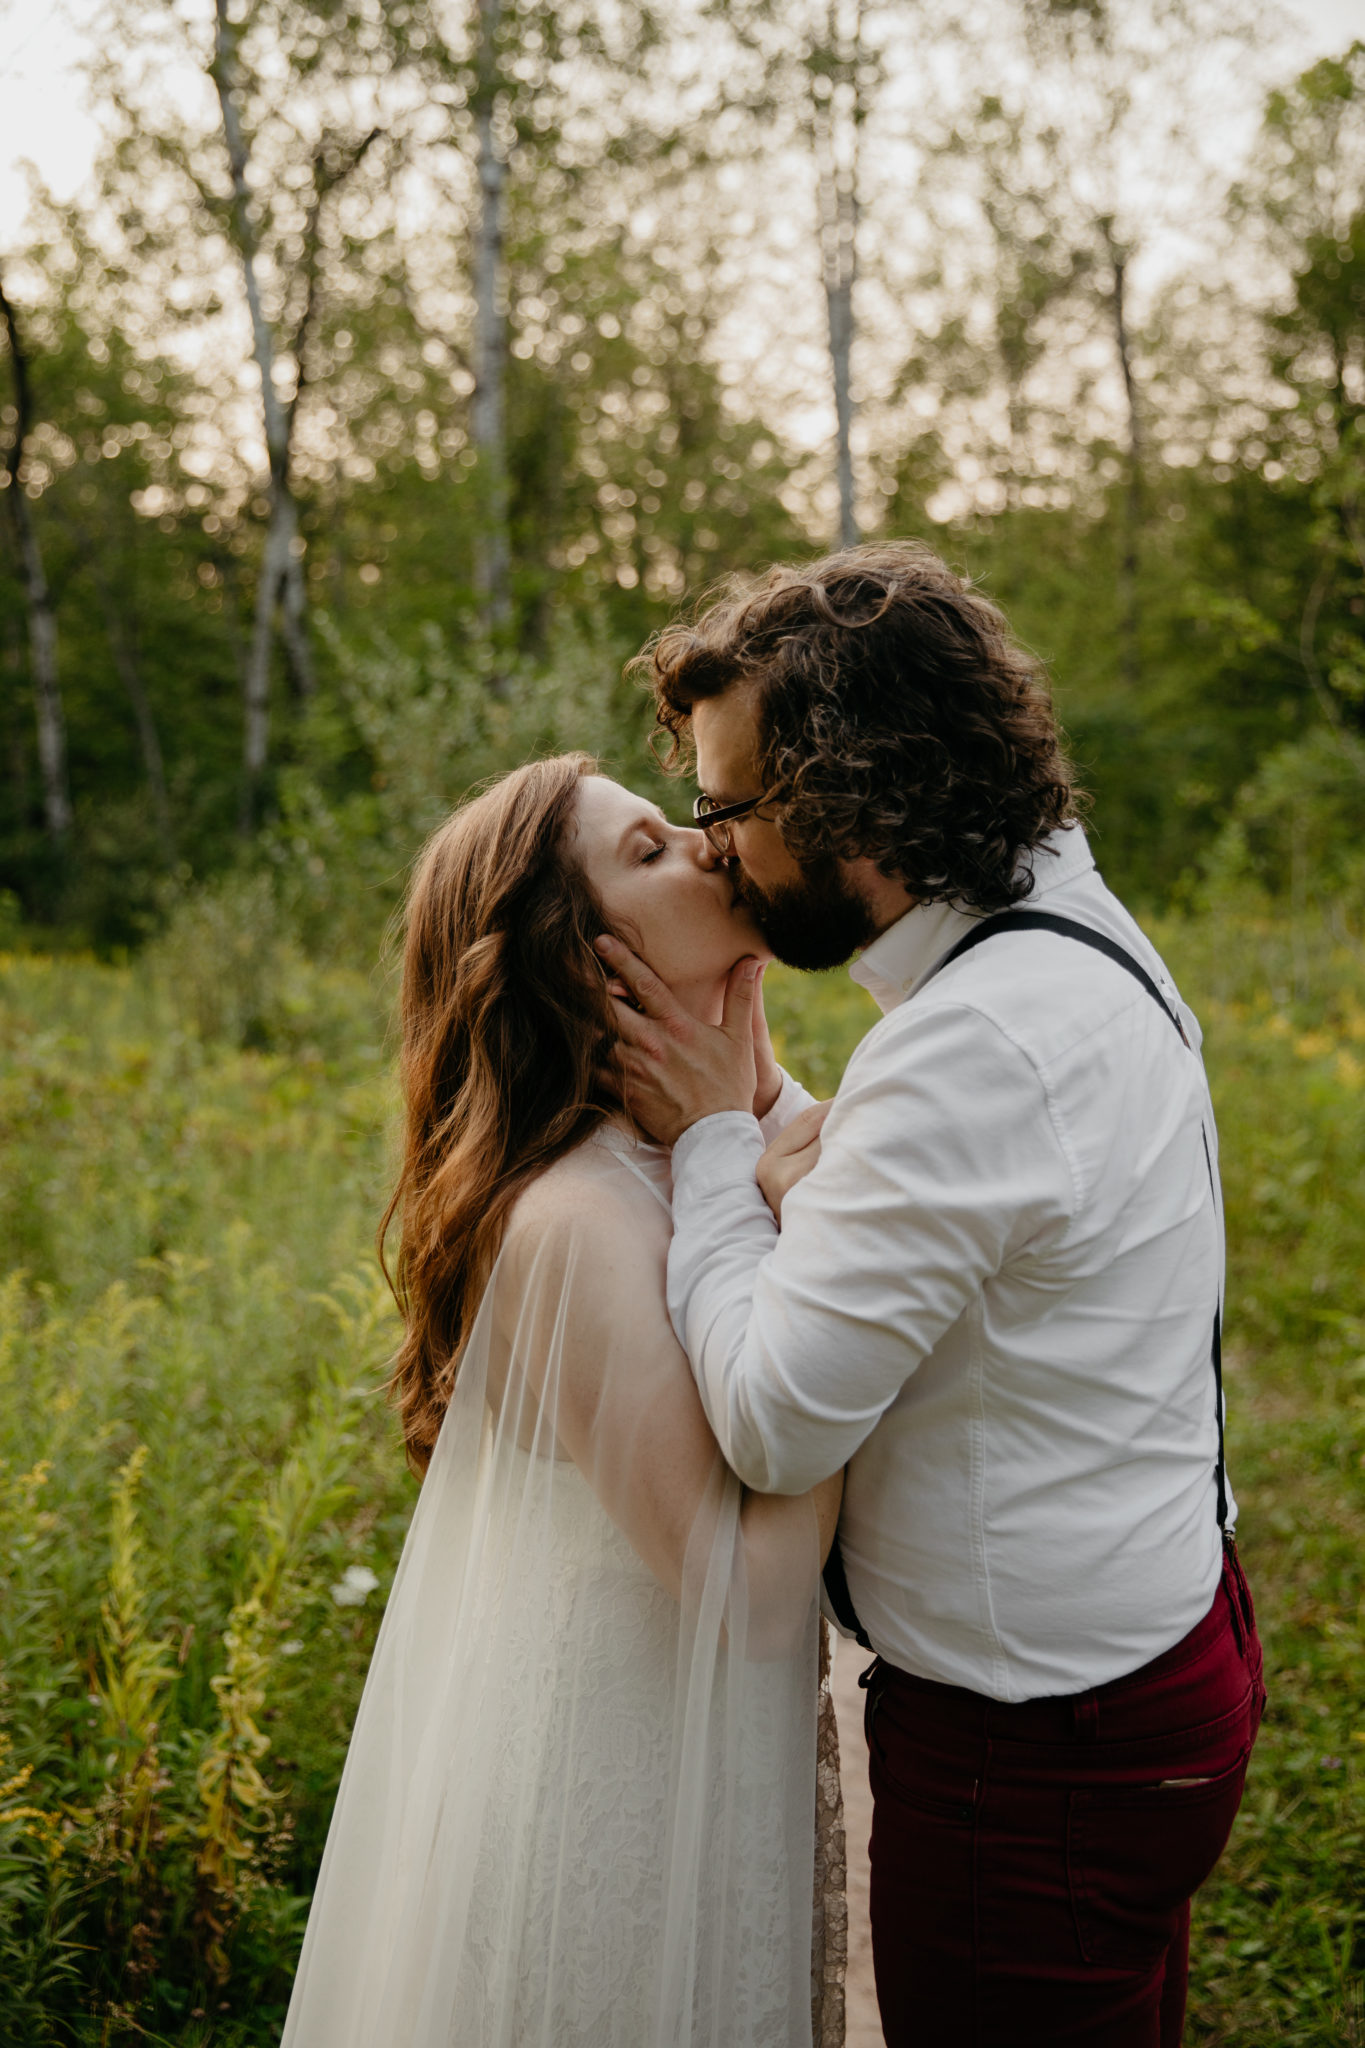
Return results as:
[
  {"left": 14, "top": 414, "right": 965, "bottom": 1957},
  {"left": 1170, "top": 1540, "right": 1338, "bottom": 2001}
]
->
[{"left": 641, "top": 541, "right": 1085, "bottom": 915}]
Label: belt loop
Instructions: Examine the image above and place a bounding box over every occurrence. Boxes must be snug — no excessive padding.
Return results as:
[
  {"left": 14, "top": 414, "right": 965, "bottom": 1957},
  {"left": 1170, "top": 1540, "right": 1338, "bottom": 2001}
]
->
[
  {"left": 1072, "top": 1691, "right": 1099, "bottom": 1742},
  {"left": 859, "top": 1656, "right": 884, "bottom": 1749},
  {"left": 1221, "top": 1545, "right": 1247, "bottom": 1656},
  {"left": 1224, "top": 1533, "right": 1255, "bottom": 1646}
]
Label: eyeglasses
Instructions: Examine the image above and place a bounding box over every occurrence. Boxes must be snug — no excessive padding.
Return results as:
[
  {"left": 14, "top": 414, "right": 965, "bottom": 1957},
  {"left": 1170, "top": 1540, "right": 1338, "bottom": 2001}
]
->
[{"left": 691, "top": 790, "right": 774, "bottom": 856}]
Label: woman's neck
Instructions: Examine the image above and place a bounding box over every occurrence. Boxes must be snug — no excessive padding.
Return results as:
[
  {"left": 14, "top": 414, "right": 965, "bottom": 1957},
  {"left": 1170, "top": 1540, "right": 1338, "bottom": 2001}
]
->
[{"left": 666, "top": 974, "right": 727, "bottom": 1029}]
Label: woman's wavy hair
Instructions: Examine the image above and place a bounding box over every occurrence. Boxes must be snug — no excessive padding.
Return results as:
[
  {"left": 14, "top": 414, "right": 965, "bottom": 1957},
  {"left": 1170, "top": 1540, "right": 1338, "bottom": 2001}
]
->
[
  {"left": 642, "top": 541, "right": 1084, "bottom": 913},
  {"left": 378, "top": 753, "right": 615, "bottom": 1473}
]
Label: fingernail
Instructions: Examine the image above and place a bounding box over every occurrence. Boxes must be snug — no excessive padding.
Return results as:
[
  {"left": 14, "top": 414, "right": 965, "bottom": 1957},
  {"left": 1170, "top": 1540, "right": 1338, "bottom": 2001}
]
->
[{"left": 594, "top": 936, "right": 613, "bottom": 955}]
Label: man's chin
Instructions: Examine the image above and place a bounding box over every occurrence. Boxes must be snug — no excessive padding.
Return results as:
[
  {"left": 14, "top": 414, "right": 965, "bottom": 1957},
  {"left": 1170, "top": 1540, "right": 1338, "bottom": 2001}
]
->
[
  {"left": 756, "top": 925, "right": 862, "bottom": 973},
  {"left": 734, "top": 866, "right": 878, "bottom": 973}
]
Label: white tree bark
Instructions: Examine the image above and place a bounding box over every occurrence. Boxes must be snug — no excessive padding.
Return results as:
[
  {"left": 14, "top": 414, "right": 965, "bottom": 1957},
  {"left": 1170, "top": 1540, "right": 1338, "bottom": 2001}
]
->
[
  {"left": 0, "top": 270, "right": 72, "bottom": 842},
  {"left": 212, "top": 0, "right": 314, "bottom": 831},
  {"left": 813, "top": 1, "right": 863, "bottom": 553},
  {"left": 1105, "top": 230, "right": 1144, "bottom": 688},
  {"left": 471, "top": 0, "right": 512, "bottom": 643},
  {"left": 822, "top": 168, "right": 859, "bottom": 551}
]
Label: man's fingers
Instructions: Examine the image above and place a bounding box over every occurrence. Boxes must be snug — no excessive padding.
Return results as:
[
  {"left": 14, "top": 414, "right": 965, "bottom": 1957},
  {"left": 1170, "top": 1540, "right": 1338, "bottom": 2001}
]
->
[
  {"left": 595, "top": 935, "right": 679, "bottom": 1023},
  {"left": 720, "top": 956, "right": 762, "bottom": 1040},
  {"left": 609, "top": 995, "right": 663, "bottom": 1050}
]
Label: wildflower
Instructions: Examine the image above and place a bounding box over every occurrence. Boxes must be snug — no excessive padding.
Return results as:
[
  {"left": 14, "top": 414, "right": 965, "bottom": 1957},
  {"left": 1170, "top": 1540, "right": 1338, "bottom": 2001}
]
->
[{"left": 331, "top": 1564, "right": 380, "bottom": 1608}]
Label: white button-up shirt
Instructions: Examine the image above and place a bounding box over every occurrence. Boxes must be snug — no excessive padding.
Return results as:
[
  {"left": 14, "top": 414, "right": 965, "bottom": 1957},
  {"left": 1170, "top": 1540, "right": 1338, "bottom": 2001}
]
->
[{"left": 669, "top": 825, "right": 1230, "bottom": 1702}]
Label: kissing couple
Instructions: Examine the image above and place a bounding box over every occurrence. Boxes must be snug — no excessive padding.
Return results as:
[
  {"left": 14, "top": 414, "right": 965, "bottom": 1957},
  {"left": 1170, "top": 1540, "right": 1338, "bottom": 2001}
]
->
[{"left": 282, "top": 541, "right": 1265, "bottom": 2048}]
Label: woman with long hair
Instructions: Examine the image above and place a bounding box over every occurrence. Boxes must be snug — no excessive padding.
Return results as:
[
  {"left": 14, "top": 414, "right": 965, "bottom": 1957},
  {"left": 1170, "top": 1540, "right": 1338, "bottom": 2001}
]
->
[{"left": 282, "top": 753, "right": 843, "bottom": 2048}]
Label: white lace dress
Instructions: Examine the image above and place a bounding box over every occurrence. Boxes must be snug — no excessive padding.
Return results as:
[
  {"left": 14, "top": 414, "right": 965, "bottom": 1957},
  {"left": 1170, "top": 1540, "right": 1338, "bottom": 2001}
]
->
[{"left": 282, "top": 1128, "right": 837, "bottom": 2048}]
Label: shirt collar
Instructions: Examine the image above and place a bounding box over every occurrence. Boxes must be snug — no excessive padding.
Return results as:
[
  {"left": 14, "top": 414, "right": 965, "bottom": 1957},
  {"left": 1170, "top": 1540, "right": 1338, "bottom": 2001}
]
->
[{"left": 848, "top": 824, "right": 1096, "bottom": 1016}]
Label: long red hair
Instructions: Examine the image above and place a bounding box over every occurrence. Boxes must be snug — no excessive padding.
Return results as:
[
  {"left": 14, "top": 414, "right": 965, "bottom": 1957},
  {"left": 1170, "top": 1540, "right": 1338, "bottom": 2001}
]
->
[{"left": 378, "top": 753, "right": 617, "bottom": 1471}]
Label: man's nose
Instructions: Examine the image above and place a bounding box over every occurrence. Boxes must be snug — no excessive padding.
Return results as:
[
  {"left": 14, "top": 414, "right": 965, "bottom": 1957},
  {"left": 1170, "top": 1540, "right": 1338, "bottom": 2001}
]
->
[{"left": 693, "top": 828, "right": 724, "bottom": 870}]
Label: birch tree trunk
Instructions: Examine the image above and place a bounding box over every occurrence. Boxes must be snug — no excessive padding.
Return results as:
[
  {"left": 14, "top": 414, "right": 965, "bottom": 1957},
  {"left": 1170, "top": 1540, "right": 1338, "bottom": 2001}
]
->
[
  {"left": 823, "top": 172, "right": 859, "bottom": 551},
  {"left": 813, "top": 2, "right": 863, "bottom": 552},
  {"left": 212, "top": 0, "right": 314, "bottom": 833},
  {"left": 1107, "top": 234, "right": 1144, "bottom": 689},
  {"left": 0, "top": 270, "right": 72, "bottom": 842},
  {"left": 471, "top": 0, "right": 512, "bottom": 644}
]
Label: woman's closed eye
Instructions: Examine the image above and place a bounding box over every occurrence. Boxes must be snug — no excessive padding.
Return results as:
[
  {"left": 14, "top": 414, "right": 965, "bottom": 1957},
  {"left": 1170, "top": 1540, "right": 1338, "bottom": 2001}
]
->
[{"left": 639, "top": 839, "right": 667, "bottom": 864}]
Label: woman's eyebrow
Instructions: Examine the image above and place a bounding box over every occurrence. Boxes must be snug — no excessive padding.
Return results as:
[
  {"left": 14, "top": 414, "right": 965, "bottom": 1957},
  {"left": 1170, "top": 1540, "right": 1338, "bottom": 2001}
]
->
[{"left": 615, "top": 814, "right": 660, "bottom": 858}]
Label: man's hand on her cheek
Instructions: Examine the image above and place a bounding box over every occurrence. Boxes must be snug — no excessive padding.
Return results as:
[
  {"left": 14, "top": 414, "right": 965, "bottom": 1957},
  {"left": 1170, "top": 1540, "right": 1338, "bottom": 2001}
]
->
[
  {"left": 595, "top": 935, "right": 762, "bottom": 1147},
  {"left": 756, "top": 1098, "right": 833, "bottom": 1224}
]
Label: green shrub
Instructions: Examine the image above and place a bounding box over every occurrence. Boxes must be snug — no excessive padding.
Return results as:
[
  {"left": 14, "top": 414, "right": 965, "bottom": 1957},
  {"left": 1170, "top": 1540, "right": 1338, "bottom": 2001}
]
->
[
  {"left": 266, "top": 618, "right": 657, "bottom": 964},
  {"left": 1200, "top": 727, "right": 1365, "bottom": 929}
]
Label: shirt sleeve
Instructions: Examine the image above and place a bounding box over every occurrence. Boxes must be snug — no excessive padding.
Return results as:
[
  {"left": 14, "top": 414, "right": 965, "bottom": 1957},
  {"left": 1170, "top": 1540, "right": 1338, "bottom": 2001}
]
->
[
  {"left": 757, "top": 1068, "right": 818, "bottom": 1145},
  {"left": 667, "top": 999, "right": 1078, "bottom": 1494}
]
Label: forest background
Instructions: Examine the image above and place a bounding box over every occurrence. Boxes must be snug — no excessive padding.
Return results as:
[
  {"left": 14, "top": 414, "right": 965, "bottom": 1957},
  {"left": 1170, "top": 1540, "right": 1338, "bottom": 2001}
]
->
[{"left": 0, "top": 0, "right": 1363, "bottom": 2042}]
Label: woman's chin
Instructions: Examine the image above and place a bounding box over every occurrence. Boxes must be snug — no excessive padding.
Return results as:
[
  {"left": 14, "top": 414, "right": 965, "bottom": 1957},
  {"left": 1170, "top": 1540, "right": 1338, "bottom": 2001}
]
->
[{"left": 727, "top": 906, "right": 772, "bottom": 961}]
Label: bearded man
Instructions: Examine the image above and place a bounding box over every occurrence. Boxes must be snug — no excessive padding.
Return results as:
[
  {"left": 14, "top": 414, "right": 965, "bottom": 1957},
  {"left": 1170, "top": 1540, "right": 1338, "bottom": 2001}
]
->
[{"left": 596, "top": 540, "right": 1265, "bottom": 2048}]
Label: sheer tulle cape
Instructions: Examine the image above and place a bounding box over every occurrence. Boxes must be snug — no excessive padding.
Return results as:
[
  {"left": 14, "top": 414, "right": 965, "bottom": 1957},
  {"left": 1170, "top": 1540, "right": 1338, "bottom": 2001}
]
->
[{"left": 282, "top": 1129, "right": 824, "bottom": 2048}]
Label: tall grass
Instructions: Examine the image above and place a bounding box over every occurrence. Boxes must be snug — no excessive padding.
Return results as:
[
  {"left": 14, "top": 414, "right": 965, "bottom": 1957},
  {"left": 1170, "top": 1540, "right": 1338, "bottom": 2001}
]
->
[
  {"left": 0, "top": 900, "right": 1361, "bottom": 2043},
  {"left": 0, "top": 953, "right": 408, "bottom": 2042}
]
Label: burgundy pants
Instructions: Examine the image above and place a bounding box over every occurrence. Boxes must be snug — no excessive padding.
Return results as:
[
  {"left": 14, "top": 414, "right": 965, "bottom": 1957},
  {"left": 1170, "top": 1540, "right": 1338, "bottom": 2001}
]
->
[{"left": 863, "top": 1547, "right": 1265, "bottom": 2047}]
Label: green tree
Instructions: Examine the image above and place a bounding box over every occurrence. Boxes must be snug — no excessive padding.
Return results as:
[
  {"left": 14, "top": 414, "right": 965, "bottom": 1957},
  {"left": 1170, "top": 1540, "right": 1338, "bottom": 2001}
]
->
[{"left": 1237, "top": 44, "right": 1365, "bottom": 742}]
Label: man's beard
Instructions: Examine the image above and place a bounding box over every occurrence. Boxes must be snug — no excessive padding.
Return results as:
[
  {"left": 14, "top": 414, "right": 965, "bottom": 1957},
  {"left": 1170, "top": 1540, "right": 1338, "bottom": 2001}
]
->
[{"left": 731, "top": 853, "right": 880, "bottom": 971}]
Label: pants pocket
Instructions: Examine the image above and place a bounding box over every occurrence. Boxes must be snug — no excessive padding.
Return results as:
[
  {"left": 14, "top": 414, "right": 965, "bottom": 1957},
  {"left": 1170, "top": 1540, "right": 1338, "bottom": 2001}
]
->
[{"left": 1067, "top": 1745, "right": 1250, "bottom": 1969}]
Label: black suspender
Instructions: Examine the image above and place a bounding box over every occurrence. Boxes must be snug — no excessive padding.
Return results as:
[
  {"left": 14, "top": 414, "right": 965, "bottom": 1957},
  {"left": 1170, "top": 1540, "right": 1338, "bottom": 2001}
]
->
[
  {"left": 925, "top": 910, "right": 1191, "bottom": 1044},
  {"left": 821, "top": 908, "right": 1230, "bottom": 1653}
]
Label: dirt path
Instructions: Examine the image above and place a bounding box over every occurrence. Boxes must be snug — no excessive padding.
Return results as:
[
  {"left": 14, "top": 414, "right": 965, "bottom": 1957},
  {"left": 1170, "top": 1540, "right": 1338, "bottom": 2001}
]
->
[{"left": 831, "top": 1635, "right": 884, "bottom": 2046}]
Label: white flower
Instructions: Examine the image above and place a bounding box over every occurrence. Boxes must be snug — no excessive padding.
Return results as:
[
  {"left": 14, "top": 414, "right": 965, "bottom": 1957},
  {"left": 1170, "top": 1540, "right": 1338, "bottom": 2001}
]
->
[
  {"left": 279, "top": 1639, "right": 305, "bottom": 1656},
  {"left": 331, "top": 1564, "right": 381, "bottom": 1608}
]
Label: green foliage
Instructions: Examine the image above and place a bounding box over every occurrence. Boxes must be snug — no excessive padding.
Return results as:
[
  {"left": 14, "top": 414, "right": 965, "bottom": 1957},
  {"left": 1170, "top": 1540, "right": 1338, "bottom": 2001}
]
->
[
  {"left": 144, "top": 872, "right": 316, "bottom": 1052},
  {"left": 1200, "top": 728, "right": 1365, "bottom": 923},
  {"left": 261, "top": 613, "right": 663, "bottom": 962},
  {"left": 2, "top": 898, "right": 1363, "bottom": 2038},
  {"left": 0, "top": 949, "right": 409, "bottom": 2039}
]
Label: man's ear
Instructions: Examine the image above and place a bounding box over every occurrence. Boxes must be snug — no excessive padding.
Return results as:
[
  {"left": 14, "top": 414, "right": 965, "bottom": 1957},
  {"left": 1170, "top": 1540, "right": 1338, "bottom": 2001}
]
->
[{"left": 840, "top": 853, "right": 917, "bottom": 929}]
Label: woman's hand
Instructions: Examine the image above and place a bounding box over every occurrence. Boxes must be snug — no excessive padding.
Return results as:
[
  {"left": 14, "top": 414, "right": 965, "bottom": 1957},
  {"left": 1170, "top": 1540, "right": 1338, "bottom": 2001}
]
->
[
  {"left": 596, "top": 936, "right": 762, "bottom": 1145},
  {"left": 756, "top": 1098, "right": 833, "bottom": 1224}
]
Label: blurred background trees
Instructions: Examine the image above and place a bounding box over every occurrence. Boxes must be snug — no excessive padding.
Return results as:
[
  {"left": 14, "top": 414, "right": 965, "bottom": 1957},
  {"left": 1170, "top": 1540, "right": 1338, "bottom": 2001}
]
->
[{"left": 0, "top": 0, "right": 1360, "bottom": 948}]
